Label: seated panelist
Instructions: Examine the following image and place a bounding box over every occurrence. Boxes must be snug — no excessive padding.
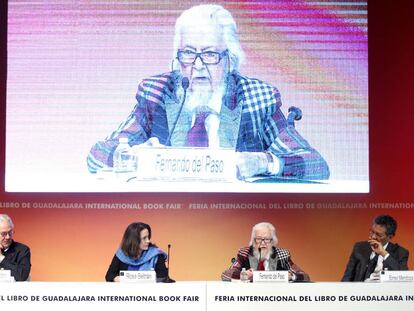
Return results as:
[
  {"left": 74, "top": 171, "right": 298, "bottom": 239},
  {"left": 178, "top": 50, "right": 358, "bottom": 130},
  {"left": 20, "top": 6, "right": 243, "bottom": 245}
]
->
[
  {"left": 221, "top": 222, "right": 310, "bottom": 282},
  {"left": 106, "top": 222, "right": 171, "bottom": 282},
  {"left": 0, "top": 214, "right": 31, "bottom": 281},
  {"left": 341, "top": 215, "right": 409, "bottom": 282},
  {"left": 87, "top": 4, "right": 329, "bottom": 181}
]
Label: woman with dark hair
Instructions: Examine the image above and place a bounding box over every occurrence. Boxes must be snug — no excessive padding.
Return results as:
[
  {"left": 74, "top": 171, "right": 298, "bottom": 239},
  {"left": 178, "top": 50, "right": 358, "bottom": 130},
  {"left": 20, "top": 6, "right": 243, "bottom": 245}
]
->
[{"left": 105, "top": 222, "right": 168, "bottom": 282}]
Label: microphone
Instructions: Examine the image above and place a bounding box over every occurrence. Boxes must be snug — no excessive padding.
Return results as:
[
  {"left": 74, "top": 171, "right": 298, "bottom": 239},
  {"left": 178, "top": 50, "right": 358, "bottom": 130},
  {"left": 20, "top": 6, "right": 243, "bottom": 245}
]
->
[
  {"left": 182, "top": 76, "right": 190, "bottom": 90},
  {"left": 167, "top": 243, "right": 171, "bottom": 268},
  {"left": 224, "top": 258, "right": 237, "bottom": 282},
  {"left": 287, "top": 106, "right": 302, "bottom": 127},
  {"left": 225, "top": 257, "right": 236, "bottom": 270},
  {"left": 164, "top": 243, "right": 175, "bottom": 283},
  {"left": 166, "top": 77, "right": 189, "bottom": 146}
]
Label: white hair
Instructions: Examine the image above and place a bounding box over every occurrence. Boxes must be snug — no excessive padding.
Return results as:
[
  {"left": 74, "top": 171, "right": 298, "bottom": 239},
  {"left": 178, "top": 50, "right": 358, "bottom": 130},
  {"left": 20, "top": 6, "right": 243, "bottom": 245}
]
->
[
  {"left": 173, "top": 4, "right": 245, "bottom": 71},
  {"left": 249, "top": 222, "right": 278, "bottom": 246},
  {"left": 0, "top": 214, "right": 14, "bottom": 228}
]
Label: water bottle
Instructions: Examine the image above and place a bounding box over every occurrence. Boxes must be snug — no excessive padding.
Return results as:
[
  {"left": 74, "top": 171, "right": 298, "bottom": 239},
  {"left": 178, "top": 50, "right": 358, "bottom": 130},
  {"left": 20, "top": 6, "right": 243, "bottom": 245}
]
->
[
  {"left": 240, "top": 268, "right": 249, "bottom": 283},
  {"left": 113, "top": 137, "right": 137, "bottom": 175}
]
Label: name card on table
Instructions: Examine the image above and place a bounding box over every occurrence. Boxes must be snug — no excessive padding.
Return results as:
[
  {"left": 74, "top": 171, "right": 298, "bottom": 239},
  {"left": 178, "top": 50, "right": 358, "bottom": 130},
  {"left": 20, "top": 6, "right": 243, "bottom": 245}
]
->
[
  {"left": 119, "top": 270, "right": 156, "bottom": 283},
  {"left": 253, "top": 271, "right": 289, "bottom": 283},
  {"left": 0, "top": 270, "right": 12, "bottom": 282},
  {"left": 380, "top": 271, "right": 414, "bottom": 282},
  {"left": 135, "top": 147, "right": 237, "bottom": 182}
]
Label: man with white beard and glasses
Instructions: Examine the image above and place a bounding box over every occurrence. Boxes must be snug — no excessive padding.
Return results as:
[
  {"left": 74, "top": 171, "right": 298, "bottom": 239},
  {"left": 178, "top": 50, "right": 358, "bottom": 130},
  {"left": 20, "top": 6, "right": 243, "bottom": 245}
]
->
[
  {"left": 221, "top": 222, "right": 309, "bottom": 282},
  {"left": 87, "top": 4, "right": 329, "bottom": 180}
]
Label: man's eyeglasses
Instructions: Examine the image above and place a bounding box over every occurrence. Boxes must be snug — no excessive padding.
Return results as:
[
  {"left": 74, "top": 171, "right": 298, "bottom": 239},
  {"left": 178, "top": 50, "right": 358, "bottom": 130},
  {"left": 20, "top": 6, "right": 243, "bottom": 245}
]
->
[
  {"left": 0, "top": 230, "right": 14, "bottom": 238},
  {"left": 368, "top": 229, "right": 387, "bottom": 240},
  {"left": 254, "top": 237, "right": 272, "bottom": 244},
  {"left": 177, "top": 49, "right": 228, "bottom": 65}
]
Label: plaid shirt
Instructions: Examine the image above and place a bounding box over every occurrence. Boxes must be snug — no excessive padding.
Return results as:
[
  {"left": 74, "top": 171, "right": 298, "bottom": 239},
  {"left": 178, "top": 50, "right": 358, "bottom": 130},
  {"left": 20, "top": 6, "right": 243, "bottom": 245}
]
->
[
  {"left": 87, "top": 71, "right": 329, "bottom": 179},
  {"left": 221, "top": 246, "right": 310, "bottom": 282}
]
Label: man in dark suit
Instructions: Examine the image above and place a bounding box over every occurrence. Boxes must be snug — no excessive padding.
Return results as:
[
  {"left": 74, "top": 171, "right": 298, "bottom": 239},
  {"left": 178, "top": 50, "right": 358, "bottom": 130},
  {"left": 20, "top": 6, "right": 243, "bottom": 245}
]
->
[
  {"left": 0, "top": 214, "right": 31, "bottom": 281},
  {"left": 342, "top": 215, "right": 409, "bottom": 282}
]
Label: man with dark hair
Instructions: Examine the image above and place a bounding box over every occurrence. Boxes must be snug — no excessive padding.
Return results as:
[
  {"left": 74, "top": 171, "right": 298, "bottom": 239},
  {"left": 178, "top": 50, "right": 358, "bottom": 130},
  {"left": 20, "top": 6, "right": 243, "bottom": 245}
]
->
[
  {"left": 341, "top": 215, "right": 409, "bottom": 282},
  {"left": 374, "top": 215, "right": 397, "bottom": 237}
]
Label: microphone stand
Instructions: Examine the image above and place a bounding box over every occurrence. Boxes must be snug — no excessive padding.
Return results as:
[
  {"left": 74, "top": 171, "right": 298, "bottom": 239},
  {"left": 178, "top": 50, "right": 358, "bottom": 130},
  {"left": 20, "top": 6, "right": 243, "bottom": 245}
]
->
[
  {"left": 166, "top": 77, "right": 189, "bottom": 146},
  {"left": 165, "top": 244, "right": 175, "bottom": 283}
]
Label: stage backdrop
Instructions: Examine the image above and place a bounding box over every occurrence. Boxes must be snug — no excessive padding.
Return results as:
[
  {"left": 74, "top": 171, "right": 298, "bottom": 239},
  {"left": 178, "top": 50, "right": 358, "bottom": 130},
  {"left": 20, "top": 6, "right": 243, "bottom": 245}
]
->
[{"left": 1, "top": 0, "right": 414, "bottom": 281}]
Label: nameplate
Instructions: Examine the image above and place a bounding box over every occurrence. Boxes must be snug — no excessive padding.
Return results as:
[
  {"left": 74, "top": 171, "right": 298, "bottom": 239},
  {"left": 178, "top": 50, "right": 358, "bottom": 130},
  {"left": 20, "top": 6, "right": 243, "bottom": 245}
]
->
[
  {"left": 253, "top": 271, "right": 289, "bottom": 283},
  {"left": 380, "top": 270, "right": 414, "bottom": 282},
  {"left": 135, "top": 147, "right": 236, "bottom": 182},
  {"left": 0, "top": 270, "right": 12, "bottom": 282},
  {"left": 119, "top": 270, "right": 156, "bottom": 283}
]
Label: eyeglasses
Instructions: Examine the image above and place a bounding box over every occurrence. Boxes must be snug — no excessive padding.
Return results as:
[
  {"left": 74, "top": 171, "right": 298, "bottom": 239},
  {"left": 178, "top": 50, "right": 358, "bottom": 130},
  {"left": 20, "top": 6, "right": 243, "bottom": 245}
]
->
[
  {"left": 254, "top": 237, "right": 272, "bottom": 244},
  {"left": 177, "top": 49, "right": 228, "bottom": 65},
  {"left": 368, "top": 229, "right": 387, "bottom": 240},
  {"left": 0, "top": 230, "right": 14, "bottom": 238}
]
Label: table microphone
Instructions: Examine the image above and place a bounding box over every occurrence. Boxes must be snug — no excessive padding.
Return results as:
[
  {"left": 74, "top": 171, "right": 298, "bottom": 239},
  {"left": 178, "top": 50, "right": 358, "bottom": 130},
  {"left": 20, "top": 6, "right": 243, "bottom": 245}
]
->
[
  {"left": 165, "top": 243, "right": 175, "bottom": 283},
  {"left": 166, "top": 77, "right": 189, "bottom": 146},
  {"left": 287, "top": 106, "right": 302, "bottom": 127},
  {"left": 226, "top": 257, "right": 236, "bottom": 270}
]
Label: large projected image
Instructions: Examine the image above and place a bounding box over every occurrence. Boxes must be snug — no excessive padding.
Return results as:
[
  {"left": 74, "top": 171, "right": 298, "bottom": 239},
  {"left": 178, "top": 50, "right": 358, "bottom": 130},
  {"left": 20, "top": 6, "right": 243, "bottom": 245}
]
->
[{"left": 6, "top": 1, "right": 368, "bottom": 192}]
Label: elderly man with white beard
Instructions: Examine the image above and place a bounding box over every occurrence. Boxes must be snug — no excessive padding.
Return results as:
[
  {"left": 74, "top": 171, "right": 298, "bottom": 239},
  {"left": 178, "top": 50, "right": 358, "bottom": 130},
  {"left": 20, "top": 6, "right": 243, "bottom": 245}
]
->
[
  {"left": 221, "top": 222, "right": 309, "bottom": 282},
  {"left": 87, "top": 4, "right": 329, "bottom": 180}
]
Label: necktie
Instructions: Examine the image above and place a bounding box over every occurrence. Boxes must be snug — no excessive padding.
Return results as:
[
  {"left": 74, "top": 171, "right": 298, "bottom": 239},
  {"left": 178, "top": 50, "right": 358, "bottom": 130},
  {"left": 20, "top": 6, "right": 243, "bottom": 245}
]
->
[
  {"left": 186, "top": 112, "right": 209, "bottom": 147},
  {"left": 257, "top": 260, "right": 265, "bottom": 271}
]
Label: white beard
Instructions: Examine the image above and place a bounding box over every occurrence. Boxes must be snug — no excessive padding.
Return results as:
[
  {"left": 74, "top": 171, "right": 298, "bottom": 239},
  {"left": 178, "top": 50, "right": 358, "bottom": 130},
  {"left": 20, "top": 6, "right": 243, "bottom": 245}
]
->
[
  {"left": 253, "top": 248, "right": 271, "bottom": 261},
  {"left": 185, "top": 89, "right": 213, "bottom": 113},
  {"left": 185, "top": 84, "right": 224, "bottom": 112}
]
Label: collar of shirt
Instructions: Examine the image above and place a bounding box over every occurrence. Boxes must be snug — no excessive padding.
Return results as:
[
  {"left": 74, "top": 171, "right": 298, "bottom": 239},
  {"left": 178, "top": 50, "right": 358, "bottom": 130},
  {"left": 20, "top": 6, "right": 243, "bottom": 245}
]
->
[
  {"left": 0, "top": 248, "right": 8, "bottom": 262},
  {"left": 259, "top": 253, "right": 271, "bottom": 271},
  {"left": 263, "top": 258, "right": 270, "bottom": 271},
  {"left": 189, "top": 85, "right": 225, "bottom": 147},
  {"left": 370, "top": 242, "right": 389, "bottom": 260},
  {"left": 1, "top": 247, "right": 9, "bottom": 254}
]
